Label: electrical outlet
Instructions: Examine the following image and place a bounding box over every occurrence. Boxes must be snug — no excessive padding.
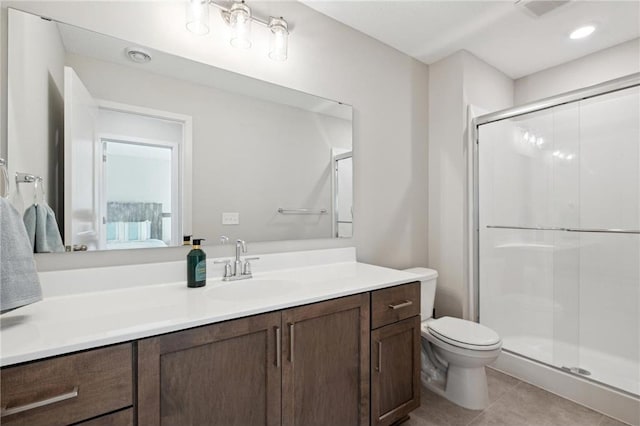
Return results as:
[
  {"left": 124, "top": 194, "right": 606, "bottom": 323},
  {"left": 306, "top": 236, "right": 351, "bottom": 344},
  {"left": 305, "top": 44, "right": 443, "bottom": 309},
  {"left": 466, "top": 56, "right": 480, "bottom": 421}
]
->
[{"left": 222, "top": 212, "right": 240, "bottom": 225}]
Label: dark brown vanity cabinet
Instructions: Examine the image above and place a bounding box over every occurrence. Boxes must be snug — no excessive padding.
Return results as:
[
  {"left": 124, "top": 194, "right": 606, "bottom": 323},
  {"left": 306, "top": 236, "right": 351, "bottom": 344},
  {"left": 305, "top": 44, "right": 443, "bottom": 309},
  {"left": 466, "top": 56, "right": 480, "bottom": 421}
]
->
[
  {"left": 137, "top": 312, "right": 282, "bottom": 426},
  {"left": 370, "top": 283, "right": 422, "bottom": 426},
  {"left": 1, "top": 286, "right": 418, "bottom": 426},
  {"left": 137, "top": 293, "right": 370, "bottom": 426},
  {"left": 282, "top": 293, "right": 370, "bottom": 426}
]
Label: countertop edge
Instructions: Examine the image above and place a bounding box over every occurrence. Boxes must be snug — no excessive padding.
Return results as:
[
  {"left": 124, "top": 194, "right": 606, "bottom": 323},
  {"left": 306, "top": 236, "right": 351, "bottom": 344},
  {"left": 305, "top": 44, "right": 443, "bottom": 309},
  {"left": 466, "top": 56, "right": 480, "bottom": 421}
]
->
[{"left": 1, "top": 269, "right": 425, "bottom": 367}]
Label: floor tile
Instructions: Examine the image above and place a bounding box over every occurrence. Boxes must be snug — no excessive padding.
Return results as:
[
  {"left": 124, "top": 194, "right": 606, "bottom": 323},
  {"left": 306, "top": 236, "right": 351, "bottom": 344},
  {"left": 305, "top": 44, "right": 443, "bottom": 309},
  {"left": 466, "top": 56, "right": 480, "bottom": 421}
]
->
[
  {"left": 414, "top": 385, "right": 482, "bottom": 426},
  {"left": 599, "top": 415, "right": 631, "bottom": 426},
  {"left": 467, "top": 409, "right": 531, "bottom": 426},
  {"left": 405, "top": 370, "right": 617, "bottom": 426},
  {"left": 486, "top": 367, "right": 520, "bottom": 404},
  {"left": 478, "top": 382, "right": 603, "bottom": 426}
]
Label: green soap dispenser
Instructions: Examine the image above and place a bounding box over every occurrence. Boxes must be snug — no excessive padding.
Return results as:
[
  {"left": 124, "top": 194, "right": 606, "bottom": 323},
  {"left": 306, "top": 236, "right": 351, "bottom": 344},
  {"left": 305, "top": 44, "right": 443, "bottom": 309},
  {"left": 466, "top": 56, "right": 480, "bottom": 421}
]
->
[{"left": 187, "top": 239, "right": 207, "bottom": 288}]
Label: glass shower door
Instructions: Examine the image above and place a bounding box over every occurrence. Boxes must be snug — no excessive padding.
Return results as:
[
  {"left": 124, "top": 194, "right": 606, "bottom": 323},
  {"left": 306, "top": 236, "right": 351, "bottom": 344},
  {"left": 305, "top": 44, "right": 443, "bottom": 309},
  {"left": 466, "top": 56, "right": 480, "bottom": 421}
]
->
[
  {"left": 573, "top": 87, "right": 639, "bottom": 395},
  {"left": 478, "top": 101, "right": 581, "bottom": 372},
  {"left": 477, "top": 85, "right": 640, "bottom": 396}
]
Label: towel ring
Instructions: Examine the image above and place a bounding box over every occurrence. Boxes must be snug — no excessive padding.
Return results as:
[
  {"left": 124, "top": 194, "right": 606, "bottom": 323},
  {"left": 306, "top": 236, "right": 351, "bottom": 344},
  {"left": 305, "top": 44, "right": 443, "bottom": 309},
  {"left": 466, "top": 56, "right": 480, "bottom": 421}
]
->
[{"left": 32, "top": 176, "right": 45, "bottom": 206}]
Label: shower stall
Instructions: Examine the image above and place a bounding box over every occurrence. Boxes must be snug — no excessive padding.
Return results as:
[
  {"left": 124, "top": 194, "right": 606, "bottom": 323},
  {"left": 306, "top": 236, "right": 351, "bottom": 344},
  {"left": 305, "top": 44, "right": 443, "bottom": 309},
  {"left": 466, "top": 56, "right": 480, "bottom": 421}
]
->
[{"left": 474, "top": 74, "right": 639, "bottom": 422}]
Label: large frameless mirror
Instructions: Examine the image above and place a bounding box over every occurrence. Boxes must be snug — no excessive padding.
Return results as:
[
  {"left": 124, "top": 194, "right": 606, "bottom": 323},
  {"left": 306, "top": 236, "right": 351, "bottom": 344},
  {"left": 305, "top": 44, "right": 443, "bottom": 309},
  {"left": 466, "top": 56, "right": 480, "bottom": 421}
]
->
[{"left": 6, "top": 8, "right": 353, "bottom": 253}]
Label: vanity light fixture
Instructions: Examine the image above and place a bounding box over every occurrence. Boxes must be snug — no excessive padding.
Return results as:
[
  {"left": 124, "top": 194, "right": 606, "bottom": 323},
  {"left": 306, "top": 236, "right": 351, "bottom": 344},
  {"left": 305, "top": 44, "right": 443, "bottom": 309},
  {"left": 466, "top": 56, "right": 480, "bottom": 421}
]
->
[
  {"left": 268, "top": 17, "right": 289, "bottom": 61},
  {"left": 569, "top": 25, "right": 595, "bottom": 40},
  {"left": 228, "top": 1, "right": 252, "bottom": 49},
  {"left": 186, "top": 0, "right": 210, "bottom": 35},
  {"left": 185, "top": 0, "right": 290, "bottom": 61}
]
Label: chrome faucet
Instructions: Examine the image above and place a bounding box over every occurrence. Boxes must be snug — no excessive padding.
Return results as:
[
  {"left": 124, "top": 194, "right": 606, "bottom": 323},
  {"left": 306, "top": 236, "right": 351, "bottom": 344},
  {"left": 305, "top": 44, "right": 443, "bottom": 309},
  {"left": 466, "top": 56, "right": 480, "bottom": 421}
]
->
[
  {"left": 234, "top": 240, "right": 246, "bottom": 277},
  {"left": 214, "top": 238, "right": 259, "bottom": 281}
]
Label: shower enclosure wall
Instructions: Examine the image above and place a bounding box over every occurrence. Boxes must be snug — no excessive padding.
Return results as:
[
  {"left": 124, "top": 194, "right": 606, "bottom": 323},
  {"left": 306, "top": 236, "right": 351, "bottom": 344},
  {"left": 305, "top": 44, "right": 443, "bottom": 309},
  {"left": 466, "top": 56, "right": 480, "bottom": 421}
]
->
[{"left": 475, "top": 74, "right": 640, "bottom": 412}]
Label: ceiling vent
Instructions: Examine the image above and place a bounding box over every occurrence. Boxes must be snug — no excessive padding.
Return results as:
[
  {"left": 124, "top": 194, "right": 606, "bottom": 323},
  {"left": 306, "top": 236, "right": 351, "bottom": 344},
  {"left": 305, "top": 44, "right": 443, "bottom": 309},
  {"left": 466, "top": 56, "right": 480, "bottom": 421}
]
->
[{"left": 515, "top": 0, "right": 571, "bottom": 18}]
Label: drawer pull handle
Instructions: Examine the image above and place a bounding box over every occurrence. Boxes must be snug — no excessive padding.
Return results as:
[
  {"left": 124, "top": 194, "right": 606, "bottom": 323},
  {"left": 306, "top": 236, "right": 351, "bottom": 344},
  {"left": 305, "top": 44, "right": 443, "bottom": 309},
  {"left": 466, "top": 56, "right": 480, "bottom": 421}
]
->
[
  {"left": 376, "top": 341, "right": 382, "bottom": 372},
  {"left": 388, "top": 300, "right": 413, "bottom": 310},
  {"left": 1, "top": 386, "right": 79, "bottom": 417},
  {"left": 288, "top": 323, "right": 295, "bottom": 364},
  {"left": 275, "top": 326, "right": 282, "bottom": 368}
]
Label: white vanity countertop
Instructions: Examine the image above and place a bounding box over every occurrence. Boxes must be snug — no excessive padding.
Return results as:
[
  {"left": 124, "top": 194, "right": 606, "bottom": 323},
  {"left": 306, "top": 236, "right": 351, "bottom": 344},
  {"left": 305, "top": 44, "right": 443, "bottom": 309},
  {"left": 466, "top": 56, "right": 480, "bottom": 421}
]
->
[{"left": 1, "top": 256, "right": 426, "bottom": 367}]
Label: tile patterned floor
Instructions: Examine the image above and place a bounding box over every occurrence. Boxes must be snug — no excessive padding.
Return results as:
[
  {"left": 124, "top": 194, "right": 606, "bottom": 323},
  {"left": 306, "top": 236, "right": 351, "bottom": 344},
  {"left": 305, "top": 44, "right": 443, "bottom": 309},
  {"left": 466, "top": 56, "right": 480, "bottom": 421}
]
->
[{"left": 404, "top": 368, "right": 630, "bottom": 426}]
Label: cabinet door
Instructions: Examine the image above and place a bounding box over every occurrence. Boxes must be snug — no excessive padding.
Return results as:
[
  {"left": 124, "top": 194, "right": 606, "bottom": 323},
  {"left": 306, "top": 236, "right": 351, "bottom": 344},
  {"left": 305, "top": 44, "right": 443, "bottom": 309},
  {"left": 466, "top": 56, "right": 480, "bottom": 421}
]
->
[
  {"left": 282, "top": 293, "right": 370, "bottom": 426},
  {"left": 137, "top": 312, "right": 282, "bottom": 426},
  {"left": 371, "top": 316, "right": 421, "bottom": 426}
]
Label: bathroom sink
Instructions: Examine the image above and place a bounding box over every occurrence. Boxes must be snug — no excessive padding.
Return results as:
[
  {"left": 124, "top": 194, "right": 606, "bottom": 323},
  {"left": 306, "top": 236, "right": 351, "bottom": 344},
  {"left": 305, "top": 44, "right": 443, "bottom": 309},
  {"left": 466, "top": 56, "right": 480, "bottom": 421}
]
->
[{"left": 206, "top": 279, "right": 304, "bottom": 301}]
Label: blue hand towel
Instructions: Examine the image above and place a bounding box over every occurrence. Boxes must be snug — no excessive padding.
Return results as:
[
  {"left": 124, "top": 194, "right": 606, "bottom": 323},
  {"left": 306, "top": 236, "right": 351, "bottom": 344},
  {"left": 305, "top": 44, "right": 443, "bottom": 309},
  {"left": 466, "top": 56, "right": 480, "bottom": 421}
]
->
[
  {"left": 1, "top": 198, "right": 43, "bottom": 312},
  {"left": 23, "top": 203, "right": 65, "bottom": 253}
]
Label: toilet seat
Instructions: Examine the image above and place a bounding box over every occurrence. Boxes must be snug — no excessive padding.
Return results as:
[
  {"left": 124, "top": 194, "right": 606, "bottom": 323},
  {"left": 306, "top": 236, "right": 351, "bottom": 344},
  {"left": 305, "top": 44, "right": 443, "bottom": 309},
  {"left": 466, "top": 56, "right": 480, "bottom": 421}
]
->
[{"left": 424, "top": 317, "right": 502, "bottom": 351}]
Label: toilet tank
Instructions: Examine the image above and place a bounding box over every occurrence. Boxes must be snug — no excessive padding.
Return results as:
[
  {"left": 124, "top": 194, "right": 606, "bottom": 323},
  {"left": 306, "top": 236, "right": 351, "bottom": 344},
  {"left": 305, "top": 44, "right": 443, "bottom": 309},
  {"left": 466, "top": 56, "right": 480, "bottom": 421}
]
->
[{"left": 403, "top": 267, "right": 438, "bottom": 322}]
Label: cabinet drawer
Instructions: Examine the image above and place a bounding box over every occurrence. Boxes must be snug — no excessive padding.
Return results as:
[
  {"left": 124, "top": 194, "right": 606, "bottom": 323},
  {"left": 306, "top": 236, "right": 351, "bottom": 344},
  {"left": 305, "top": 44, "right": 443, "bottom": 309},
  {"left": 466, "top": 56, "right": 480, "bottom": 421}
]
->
[
  {"left": 371, "top": 282, "right": 420, "bottom": 329},
  {"left": 77, "top": 408, "right": 133, "bottom": 426},
  {"left": 1, "top": 343, "right": 133, "bottom": 426}
]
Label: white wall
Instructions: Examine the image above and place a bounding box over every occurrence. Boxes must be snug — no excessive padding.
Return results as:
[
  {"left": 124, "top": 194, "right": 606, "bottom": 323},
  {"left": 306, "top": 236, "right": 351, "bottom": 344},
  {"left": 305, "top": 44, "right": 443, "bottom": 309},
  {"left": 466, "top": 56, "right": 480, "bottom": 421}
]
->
[
  {"left": 428, "top": 50, "right": 513, "bottom": 319},
  {"left": 106, "top": 150, "right": 172, "bottom": 206},
  {"left": 1, "top": 1, "right": 429, "bottom": 271},
  {"left": 515, "top": 38, "right": 640, "bottom": 105},
  {"left": 97, "top": 109, "right": 184, "bottom": 144},
  {"left": 6, "top": 9, "right": 65, "bottom": 219}
]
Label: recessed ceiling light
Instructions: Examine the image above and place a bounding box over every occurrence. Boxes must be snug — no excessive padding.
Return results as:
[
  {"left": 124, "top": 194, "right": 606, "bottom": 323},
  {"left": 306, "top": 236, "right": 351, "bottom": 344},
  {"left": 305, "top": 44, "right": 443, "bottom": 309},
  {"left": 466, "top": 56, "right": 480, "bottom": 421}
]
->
[
  {"left": 570, "top": 25, "right": 595, "bottom": 40},
  {"left": 125, "top": 47, "right": 152, "bottom": 64}
]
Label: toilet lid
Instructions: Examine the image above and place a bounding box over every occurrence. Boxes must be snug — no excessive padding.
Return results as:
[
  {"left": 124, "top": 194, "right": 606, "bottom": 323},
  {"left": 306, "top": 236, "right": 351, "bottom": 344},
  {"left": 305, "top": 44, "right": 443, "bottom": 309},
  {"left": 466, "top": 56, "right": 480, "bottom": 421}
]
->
[{"left": 427, "top": 317, "right": 501, "bottom": 349}]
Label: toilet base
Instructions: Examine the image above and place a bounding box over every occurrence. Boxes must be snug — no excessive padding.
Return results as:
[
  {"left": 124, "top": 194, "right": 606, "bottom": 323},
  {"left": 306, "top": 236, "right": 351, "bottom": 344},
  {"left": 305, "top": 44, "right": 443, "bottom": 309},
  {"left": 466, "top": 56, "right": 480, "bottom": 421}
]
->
[
  {"left": 422, "top": 365, "right": 490, "bottom": 410},
  {"left": 445, "top": 365, "right": 490, "bottom": 410}
]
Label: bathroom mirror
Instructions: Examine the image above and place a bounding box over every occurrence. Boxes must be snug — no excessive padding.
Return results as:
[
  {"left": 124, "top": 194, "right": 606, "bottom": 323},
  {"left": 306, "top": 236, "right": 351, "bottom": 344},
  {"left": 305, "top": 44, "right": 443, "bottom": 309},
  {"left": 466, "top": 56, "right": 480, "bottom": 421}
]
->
[{"left": 6, "top": 8, "right": 353, "bottom": 252}]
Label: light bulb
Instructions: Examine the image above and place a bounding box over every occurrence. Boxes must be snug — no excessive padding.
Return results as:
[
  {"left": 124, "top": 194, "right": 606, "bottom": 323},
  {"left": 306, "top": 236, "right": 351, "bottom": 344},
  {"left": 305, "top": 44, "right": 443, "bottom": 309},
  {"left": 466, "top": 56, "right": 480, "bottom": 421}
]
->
[
  {"left": 570, "top": 25, "right": 595, "bottom": 40},
  {"left": 186, "top": 0, "right": 210, "bottom": 35},
  {"left": 269, "top": 17, "right": 289, "bottom": 61},
  {"left": 229, "top": 1, "right": 252, "bottom": 49}
]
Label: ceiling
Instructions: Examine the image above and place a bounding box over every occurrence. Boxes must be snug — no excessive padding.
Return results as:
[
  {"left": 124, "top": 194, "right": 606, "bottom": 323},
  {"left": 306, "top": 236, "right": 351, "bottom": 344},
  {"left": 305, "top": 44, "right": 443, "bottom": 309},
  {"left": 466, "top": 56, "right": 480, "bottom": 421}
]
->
[
  {"left": 301, "top": 0, "right": 640, "bottom": 79},
  {"left": 55, "top": 19, "right": 351, "bottom": 119}
]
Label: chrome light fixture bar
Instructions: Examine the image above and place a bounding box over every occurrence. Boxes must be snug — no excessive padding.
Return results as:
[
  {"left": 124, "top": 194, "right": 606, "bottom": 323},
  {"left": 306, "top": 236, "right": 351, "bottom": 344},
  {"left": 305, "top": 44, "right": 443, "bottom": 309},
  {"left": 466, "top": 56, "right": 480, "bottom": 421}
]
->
[{"left": 186, "top": 0, "right": 290, "bottom": 61}]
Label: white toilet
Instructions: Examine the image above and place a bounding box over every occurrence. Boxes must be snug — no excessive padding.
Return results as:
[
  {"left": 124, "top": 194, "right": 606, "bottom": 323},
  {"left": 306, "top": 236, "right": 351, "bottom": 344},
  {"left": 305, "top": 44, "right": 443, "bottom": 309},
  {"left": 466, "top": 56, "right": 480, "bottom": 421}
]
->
[{"left": 405, "top": 267, "right": 502, "bottom": 410}]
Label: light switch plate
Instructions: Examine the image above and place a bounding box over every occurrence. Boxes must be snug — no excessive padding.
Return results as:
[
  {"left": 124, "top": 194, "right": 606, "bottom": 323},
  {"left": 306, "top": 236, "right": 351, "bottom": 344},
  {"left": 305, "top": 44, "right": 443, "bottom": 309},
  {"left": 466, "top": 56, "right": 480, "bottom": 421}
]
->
[{"left": 222, "top": 212, "right": 240, "bottom": 225}]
